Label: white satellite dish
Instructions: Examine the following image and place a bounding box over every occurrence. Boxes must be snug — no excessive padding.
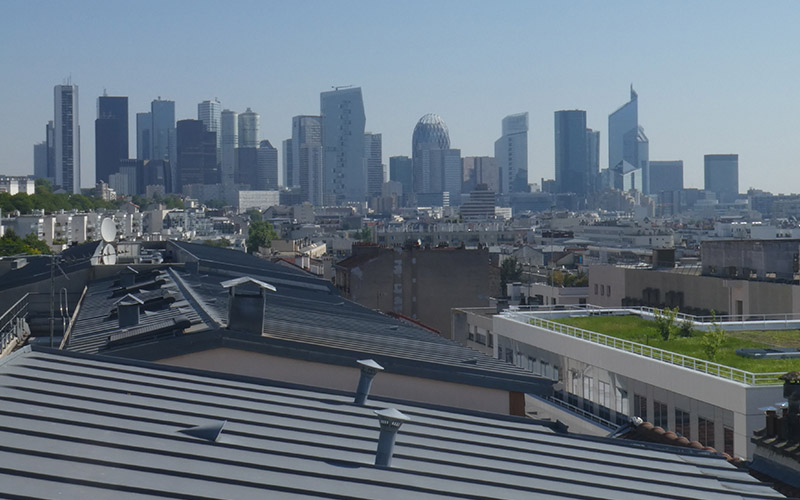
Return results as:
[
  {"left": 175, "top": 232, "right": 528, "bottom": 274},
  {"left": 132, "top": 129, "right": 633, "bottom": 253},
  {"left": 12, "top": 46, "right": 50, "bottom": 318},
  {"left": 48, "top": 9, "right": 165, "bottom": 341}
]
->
[
  {"left": 102, "top": 244, "right": 117, "bottom": 265},
  {"left": 100, "top": 218, "right": 117, "bottom": 243}
]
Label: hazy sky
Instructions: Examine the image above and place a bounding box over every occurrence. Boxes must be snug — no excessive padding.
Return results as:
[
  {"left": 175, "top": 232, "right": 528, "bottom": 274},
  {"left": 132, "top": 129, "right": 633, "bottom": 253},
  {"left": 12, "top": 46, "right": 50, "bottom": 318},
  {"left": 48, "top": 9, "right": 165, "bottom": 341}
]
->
[{"left": 2, "top": 0, "right": 799, "bottom": 193}]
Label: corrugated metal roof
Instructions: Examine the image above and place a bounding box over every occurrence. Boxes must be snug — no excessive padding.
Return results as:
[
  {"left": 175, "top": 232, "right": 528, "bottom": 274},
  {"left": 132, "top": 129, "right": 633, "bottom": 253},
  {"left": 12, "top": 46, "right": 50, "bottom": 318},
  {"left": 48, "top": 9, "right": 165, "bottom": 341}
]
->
[{"left": 0, "top": 348, "right": 784, "bottom": 499}]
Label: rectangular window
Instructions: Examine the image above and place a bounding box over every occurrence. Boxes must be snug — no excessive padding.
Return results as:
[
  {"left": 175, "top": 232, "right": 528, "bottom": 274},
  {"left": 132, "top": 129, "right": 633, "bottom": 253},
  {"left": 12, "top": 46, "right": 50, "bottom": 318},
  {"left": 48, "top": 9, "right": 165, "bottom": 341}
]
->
[
  {"left": 699, "top": 417, "right": 715, "bottom": 448},
  {"left": 600, "top": 285, "right": 605, "bottom": 296},
  {"left": 654, "top": 400, "right": 668, "bottom": 429},
  {"left": 675, "top": 408, "right": 690, "bottom": 437},
  {"left": 607, "top": 285, "right": 611, "bottom": 296},
  {"left": 598, "top": 381, "right": 611, "bottom": 420},
  {"left": 540, "top": 361, "right": 550, "bottom": 379},
  {"left": 528, "top": 356, "right": 536, "bottom": 373},
  {"left": 505, "top": 348, "right": 513, "bottom": 363},
  {"left": 615, "top": 388, "right": 629, "bottom": 416},
  {"left": 724, "top": 427, "right": 734, "bottom": 456},
  {"left": 583, "top": 376, "right": 594, "bottom": 413},
  {"left": 634, "top": 394, "right": 647, "bottom": 421},
  {"left": 594, "top": 284, "right": 598, "bottom": 295},
  {"left": 553, "top": 365, "right": 561, "bottom": 382}
]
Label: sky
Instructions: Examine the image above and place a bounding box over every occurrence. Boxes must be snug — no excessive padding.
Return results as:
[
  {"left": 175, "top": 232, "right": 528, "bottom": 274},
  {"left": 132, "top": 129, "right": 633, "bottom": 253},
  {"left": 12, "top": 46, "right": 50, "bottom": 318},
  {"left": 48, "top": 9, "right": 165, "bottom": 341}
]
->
[{"left": 2, "top": 0, "right": 799, "bottom": 193}]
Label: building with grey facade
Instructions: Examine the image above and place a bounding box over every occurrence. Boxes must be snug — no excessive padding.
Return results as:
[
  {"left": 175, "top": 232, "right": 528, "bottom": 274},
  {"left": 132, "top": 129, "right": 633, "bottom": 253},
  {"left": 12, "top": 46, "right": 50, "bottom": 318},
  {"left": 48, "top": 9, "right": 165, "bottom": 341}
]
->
[
  {"left": 650, "top": 160, "right": 684, "bottom": 193},
  {"left": 292, "top": 115, "right": 323, "bottom": 204},
  {"left": 176, "top": 119, "right": 217, "bottom": 189},
  {"left": 95, "top": 94, "right": 128, "bottom": 184},
  {"left": 462, "top": 156, "right": 499, "bottom": 194},
  {"left": 554, "top": 110, "right": 592, "bottom": 200},
  {"left": 136, "top": 112, "right": 152, "bottom": 161},
  {"left": 257, "top": 139, "right": 278, "bottom": 190},
  {"left": 608, "top": 86, "right": 649, "bottom": 193},
  {"left": 151, "top": 98, "right": 176, "bottom": 189},
  {"left": 321, "top": 87, "right": 366, "bottom": 204},
  {"left": 197, "top": 98, "right": 221, "bottom": 152},
  {"left": 238, "top": 108, "right": 259, "bottom": 149},
  {"left": 705, "top": 154, "right": 739, "bottom": 203},
  {"left": 54, "top": 83, "right": 80, "bottom": 193},
  {"left": 365, "top": 132, "right": 383, "bottom": 198},
  {"left": 389, "top": 155, "right": 412, "bottom": 205},
  {"left": 220, "top": 109, "right": 237, "bottom": 186},
  {"left": 494, "top": 112, "right": 529, "bottom": 195}
]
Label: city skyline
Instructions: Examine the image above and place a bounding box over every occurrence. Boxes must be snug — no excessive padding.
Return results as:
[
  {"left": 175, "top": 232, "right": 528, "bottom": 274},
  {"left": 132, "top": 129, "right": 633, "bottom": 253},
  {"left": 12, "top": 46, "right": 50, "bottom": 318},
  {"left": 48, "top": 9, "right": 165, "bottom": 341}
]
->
[{"left": 3, "top": 1, "right": 800, "bottom": 193}]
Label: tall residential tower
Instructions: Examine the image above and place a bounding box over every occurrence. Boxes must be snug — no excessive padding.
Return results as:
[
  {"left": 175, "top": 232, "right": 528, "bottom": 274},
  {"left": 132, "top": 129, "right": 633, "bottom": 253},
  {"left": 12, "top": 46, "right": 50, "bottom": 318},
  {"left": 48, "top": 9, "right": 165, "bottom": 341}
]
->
[
  {"left": 54, "top": 83, "right": 80, "bottom": 193},
  {"left": 320, "top": 87, "right": 366, "bottom": 204}
]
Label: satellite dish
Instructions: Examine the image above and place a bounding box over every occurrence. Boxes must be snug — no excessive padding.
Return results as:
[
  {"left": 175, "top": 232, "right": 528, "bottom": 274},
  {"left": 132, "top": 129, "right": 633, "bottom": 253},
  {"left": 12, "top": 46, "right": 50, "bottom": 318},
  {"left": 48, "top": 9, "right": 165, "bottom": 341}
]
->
[
  {"left": 102, "top": 244, "right": 117, "bottom": 265},
  {"left": 100, "top": 218, "right": 117, "bottom": 243}
]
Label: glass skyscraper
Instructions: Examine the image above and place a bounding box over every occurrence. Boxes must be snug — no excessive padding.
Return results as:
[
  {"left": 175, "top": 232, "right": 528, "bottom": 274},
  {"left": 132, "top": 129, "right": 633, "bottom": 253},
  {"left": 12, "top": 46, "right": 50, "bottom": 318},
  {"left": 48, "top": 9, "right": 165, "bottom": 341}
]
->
[
  {"left": 704, "top": 154, "right": 739, "bottom": 203},
  {"left": 320, "top": 87, "right": 366, "bottom": 204},
  {"left": 95, "top": 95, "right": 128, "bottom": 184},
  {"left": 54, "top": 83, "right": 80, "bottom": 193},
  {"left": 554, "top": 110, "right": 591, "bottom": 198},
  {"left": 608, "top": 86, "right": 649, "bottom": 193},
  {"left": 494, "top": 112, "right": 528, "bottom": 195}
]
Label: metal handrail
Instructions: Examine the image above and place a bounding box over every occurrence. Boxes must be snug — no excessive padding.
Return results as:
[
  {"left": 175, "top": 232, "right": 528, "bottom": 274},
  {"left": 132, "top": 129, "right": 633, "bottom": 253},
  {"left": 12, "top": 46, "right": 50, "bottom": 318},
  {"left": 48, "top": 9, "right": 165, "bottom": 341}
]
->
[
  {"left": 0, "top": 294, "right": 29, "bottom": 352},
  {"left": 514, "top": 314, "right": 784, "bottom": 386}
]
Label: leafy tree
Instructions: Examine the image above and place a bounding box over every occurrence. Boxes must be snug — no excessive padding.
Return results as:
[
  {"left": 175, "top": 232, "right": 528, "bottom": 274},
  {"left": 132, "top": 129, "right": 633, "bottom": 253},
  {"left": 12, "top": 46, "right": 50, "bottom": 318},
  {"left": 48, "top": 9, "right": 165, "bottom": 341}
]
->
[
  {"left": 163, "top": 195, "right": 185, "bottom": 210},
  {"left": 246, "top": 208, "right": 263, "bottom": 222},
  {"left": 653, "top": 307, "right": 678, "bottom": 341},
  {"left": 678, "top": 318, "right": 695, "bottom": 338},
  {"left": 202, "top": 238, "right": 232, "bottom": 248},
  {"left": 702, "top": 311, "right": 727, "bottom": 361},
  {"left": 357, "top": 227, "right": 372, "bottom": 242},
  {"left": 246, "top": 220, "right": 277, "bottom": 254},
  {"left": 0, "top": 229, "right": 51, "bottom": 256},
  {"left": 500, "top": 257, "right": 523, "bottom": 295},
  {"left": 35, "top": 178, "right": 53, "bottom": 194}
]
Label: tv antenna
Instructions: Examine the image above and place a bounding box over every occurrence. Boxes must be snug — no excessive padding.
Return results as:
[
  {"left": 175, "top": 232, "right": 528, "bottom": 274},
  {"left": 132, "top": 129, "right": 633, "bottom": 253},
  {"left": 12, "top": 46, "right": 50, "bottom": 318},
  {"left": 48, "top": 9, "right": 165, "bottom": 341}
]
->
[{"left": 332, "top": 84, "right": 353, "bottom": 91}]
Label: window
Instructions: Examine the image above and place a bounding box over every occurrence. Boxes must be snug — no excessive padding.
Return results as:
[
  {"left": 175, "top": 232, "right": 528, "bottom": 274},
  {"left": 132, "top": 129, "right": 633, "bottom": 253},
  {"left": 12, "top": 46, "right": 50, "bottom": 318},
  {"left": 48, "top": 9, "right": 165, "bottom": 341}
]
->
[
  {"left": 699, "top": 417, "right": 715, "bottom": 448},
  {"left": 505, "top": 348, "right": 513, "bottom": 363},
  {"left": 634, "top": 394, "right": 647, "bottom": 421},
  {"left": 654, "top": 400, "right": 668, "bottom": 429},
  {"left": 675, "top": 408, "right": 690, "bottom": 437},
  {"left": 527, "top": 356, "right": 536, "bottom": 373},
  {"left": 553, "top": 365, "right": 561, "bottom": 382},
  {"left": 583, "top": 376, "right": 594, "bottom": 413},
  {"left": 600, "top": 285, "right": 605, "bottom": 296},
  {"left": 607, "top": 285, "right": 611, "bottom": 296},
  {"left": 594, "top": 284, "right": 598, "bottom": 295},
  {"left": 540, "top": 361, "right": 550, "bottom": 379},
  {"left": 615, "top": 388, "right": 629, "bottom": 416},
  {"left": 724, "top": 427, "right": 734, "bottom": 456},
  {"left": 488, "top": 333, "right": 493, "bottom": 348},
  {"left": 598, "top": 381, "right": 611, "bottom": 420}
]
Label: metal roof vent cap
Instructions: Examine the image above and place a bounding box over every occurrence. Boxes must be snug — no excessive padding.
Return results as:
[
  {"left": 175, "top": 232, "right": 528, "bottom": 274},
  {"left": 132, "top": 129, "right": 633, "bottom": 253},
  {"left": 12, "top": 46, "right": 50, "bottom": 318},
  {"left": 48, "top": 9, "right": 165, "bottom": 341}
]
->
[
  {"left": 120, "top": 266, "right": 139, "bottom": 287},
  {"left": 373, "top": 408, "right": 410, "bottom": 468},
  {"left": 220, "top": 277, "right": 277, "bottom": 335},
  {"left": 115, "top": 294, "right": 143, "bottom": 328},
  {"left": 355, "top": 359, "right": 384, "bottom": 405}
]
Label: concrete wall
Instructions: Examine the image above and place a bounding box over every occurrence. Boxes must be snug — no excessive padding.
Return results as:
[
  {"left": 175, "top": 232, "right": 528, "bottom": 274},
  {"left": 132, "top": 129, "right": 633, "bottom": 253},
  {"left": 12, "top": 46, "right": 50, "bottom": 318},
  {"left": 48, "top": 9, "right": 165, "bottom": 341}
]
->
[
  {"left": 702, "top": 239, "right": 800, "bottom": 281},
  {"left": 158, "top": 347, "right": 512, "bottom": 415}
]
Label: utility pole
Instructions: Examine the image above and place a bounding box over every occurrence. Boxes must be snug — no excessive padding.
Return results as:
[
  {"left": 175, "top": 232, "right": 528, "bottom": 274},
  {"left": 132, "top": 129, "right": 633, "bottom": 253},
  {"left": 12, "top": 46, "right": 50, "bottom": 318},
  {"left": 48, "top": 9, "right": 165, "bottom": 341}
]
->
[{"left": 49, "top": 255, "right": 55, "bottom": 348}]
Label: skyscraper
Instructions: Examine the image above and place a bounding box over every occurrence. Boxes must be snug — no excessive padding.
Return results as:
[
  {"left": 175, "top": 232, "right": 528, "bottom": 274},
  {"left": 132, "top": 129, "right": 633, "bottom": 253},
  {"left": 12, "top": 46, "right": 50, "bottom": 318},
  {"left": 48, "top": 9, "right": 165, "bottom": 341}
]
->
[
  {"left": 292, "top": 115, "right": 323, "bottom": 204},
  {"left": 364, "top": 133, "right": 383, "bottom": 198},
  {"left": 412, "top": 113, "right": 450, "bottom": 194},
  {"left": 608, "top": 86, "right": 649, "bottom": 193},
  {"left": 198, "top": 99, "right": 221, "bottom": 153},
  {"left": 494, "top": 112, "right": 528, "bottom": 195},
  {"left": 220, "top": 109, "right": 238, "bottom": 186},
  {"left": 649, "top": 160, "right": 684, "bottom": 193},
  {"left": 389, "top": 156, "right": 413, "bottom": 201},
  {"left": 282, "top": 138, "right": 292, "bottom": 189},
  {"left": 136, "top": 112, "right": 152, "bottom": 161},
  {"left": 54, "top": 83, "right": 80, "bottom": 193},
  {"left": 320, "top": 87, "right": 366, "bottom": 204},
  {"left": 238, "top": 108, "right": 259, "bottom": 148},
  {"left": 257, "top": 140, "right": 279, "bottom": 190},
  {"left": 151, "top": 98, "right": 176, "bottom": 188},
  {"left": 176, "top": 119, "right": 217, "bottom": 189},
  {"left": 462, "top": 156, "right": 499, "bottom": 194},
  {"left": 95, "top": 94, "right": 128, "bottom": 183},
  {"left": 33, "top": 142, "right": 48, "bottom": 179},
  {"left": 45, "top": 121, "right": 55, "bottom": 181},
  {"left": 554, "top": 110, "right": 591, "bottom": 198},
  {"left": 704, "top": 154, "right": 739, "bottom": 203},
  {"left": 586, "top": 128, "right": 600, "bottom": 185}
]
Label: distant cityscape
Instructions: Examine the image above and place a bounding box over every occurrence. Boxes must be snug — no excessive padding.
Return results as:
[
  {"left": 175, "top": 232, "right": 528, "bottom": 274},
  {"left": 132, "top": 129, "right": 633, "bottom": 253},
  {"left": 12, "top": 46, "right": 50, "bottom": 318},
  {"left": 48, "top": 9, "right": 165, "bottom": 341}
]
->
[{"left": 16, "top": 81, "right": 767, "bottom": 220}]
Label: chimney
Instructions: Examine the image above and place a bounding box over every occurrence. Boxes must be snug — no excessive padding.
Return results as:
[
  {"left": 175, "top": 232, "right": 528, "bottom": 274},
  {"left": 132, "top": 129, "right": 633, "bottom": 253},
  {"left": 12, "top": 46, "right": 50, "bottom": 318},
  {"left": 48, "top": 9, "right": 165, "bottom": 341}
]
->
[
  {"left": 220, "top": 277, "right": 277, "bottom": 335},
  {"left": 116, "top": 294, "right": 143, "bottom": 328},
  {"left": 373, "top": 408, "right": 410, "bottom": 467},
  {"left": 780, "top": 371, "right": 800, "bottom": 441},
  {"left": 354, "top": 359, "right": 384, "bottom": 405},
  {"left": 120, "top": 266, "right": 139, "bottom": 287}
]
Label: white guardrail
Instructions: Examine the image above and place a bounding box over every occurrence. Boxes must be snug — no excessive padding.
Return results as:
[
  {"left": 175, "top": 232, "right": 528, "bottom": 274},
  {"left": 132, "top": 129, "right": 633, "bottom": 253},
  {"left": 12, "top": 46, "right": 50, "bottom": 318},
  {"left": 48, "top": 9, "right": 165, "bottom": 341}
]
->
[{"left": 511, "top": 313, "right": 785, "bottom": 386}]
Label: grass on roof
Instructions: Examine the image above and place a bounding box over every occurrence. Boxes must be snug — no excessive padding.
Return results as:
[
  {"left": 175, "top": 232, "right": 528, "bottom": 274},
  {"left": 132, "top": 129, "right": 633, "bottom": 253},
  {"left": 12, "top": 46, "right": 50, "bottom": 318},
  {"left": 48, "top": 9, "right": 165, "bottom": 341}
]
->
[{"left": 551, "top": 315, "right": 800, "bottom": 373}]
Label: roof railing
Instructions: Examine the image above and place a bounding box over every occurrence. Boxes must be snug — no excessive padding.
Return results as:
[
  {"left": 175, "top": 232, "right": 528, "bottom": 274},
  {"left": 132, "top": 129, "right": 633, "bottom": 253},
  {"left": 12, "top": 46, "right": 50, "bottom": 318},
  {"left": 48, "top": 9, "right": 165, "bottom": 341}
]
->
[
  {"left": 0, "top": 294, "right": 29, "bottom": 353},
  {"left": 505, "top": 311, "right": 784, "bottom": 386}
]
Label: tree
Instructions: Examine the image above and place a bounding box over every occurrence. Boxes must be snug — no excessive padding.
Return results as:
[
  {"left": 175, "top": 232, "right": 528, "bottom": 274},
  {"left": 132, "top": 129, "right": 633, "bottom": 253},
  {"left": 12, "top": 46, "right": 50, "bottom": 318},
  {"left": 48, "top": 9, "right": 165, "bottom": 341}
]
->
[
  {"left": 500, "top": 257, "right": 523, "bottom": 295},
  {"left": 0, "top": 229, "right": 51, "bottom": 256},
  {"left": 357, "top": 227, "right": 372, "bottom": 242},
  {"left": 702, "top": 311, "right": 727, "bottom": 361},
  {"left": 246, "top": 208, "right": 263, "bottom": 222},
  {"left": 246, "top": 220, "right": 277, "bottom": 254},
  {"left": 653, "top": 307, "right": 678, "bottom": 341}
]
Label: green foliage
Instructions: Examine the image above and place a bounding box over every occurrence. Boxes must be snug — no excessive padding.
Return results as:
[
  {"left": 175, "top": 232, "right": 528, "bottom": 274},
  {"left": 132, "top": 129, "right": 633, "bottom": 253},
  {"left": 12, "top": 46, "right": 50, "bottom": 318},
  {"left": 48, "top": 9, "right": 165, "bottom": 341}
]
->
[
  {"left": 357, "top": 227, "right": 372, "bottom": 242},
  {"left": 678, "top": 318, "right": 695, "bottom": 338},
  {"left": 204, "top": 199, "right": 226, "bottom": 210},
  {"left": 563, "top": 271, "right": 588, "bottom": 287},
  {"left": 0, "top": 190, "right": 116, "bottom": 215},
  {"left": 246, "top": 220, "right": 277, "bottom": 254},
  {"left": 163, "top": 195, "right": 185, "bottom": 210},
  {"left": 246, "top": 208, "right": 263, "bottom": 222},
  {"left": 35, "top": 178, "right": 53, "bottom": 194},
  {"left": 0, "top": 229, "right": 51, "bottom": 256},
  {"left": 653, "top": 307, "right": 679, "bottom": 341},
  {"left": 500, "top": 257, "right": 523, "bottom": 294},
  {"left": 202, "top": 238, "right": 232, "bottom": 248},
  {"left": 702, "top": 311, "right": 727, "bottom": 362}
]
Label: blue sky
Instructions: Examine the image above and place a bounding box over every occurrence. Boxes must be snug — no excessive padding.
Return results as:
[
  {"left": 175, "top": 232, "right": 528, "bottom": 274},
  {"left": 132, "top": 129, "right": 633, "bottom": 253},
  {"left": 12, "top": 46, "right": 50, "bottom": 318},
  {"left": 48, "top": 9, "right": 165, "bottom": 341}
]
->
[{"left": 2, "top": 0, "right": 799, "bottom": 193}]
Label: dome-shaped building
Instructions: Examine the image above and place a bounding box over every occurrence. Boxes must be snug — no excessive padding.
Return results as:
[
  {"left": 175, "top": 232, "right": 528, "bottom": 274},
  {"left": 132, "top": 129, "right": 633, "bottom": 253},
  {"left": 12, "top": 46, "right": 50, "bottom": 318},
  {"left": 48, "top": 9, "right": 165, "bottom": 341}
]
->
[{"left": 412, "top": 114, "right": 452, "bottom": 195}]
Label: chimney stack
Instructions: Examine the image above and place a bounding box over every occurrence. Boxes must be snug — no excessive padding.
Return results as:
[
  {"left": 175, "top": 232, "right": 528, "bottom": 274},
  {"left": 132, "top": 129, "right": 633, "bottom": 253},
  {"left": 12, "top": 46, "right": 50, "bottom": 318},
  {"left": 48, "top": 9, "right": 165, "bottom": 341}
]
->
[
  {"left": 780, "top": 371, "right": 800, "bottom": 442},
  {"left": 373, "top": 408, "right": 410, "bottom": 468},
  {"left": 221, "top": 277, "right": 276, "bottom": 335},
  {"left": 120, "top": 266, "right": 139, "bottom": 287},
  {"left": 354, "top": 359, "right": 384, "bottom": 405},
  {"left": 116, "top": 294, "right": 143, "bottom": 329}
]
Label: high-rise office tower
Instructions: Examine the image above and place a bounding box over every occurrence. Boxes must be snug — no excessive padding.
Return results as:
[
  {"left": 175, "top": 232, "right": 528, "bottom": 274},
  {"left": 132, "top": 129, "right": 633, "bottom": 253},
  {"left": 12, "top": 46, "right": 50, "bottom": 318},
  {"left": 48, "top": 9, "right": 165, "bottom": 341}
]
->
[
  {"left": 586, "top": 128, "right": 600, "bottom": 185},
  {"left": 292, "top": 115, "right": 323, "bottom": 204},
  {"left": 650, "top": 160, "right": 684, "bottom": 193},
  {"left": 704, "top": 154, "right": 739, "bottom": 203},
  {"left": 609, "top": 86, "right": 649, "bottom": 193},
  {"left": 257, "top": 140, "right": 279, "bottom": 190},
  {"left": 389, "top": 156, "right": 413, "bottom": 200},
  {"left": 54, "top": 83, "right": 80, "bottom": 193},
  {"left": 45, "top": 121, "right": 55, "bottom": 180},
  {"left": 412, "top": 114, "right": 450, "bottom": 194},
  {"left": 462, "top": 156, "right": 499, "bottom": 194},
  {"left": 238, "top": 108, "right": 259, "bottom": 148},
  {"left": 320, "top": 87, "right": 366, "bottom": 204},
  {"left": 95, "top": 94, "right": 128, "bottom": 183},
  {"left": 494, "top": 112, "right": 528, "bottom": 195},
  {"left": 151, "top": 98, "right": 176, "bottom": 188},
  {"left": 176, "top": 119, "right": 217, "bottom": 189},
  {"left": 282, "top": 138, "right": 292, "bottom": 189},
  {"left": 220, "top": 109, "right": 238, "bottom": 186},
  {"left": 198, "top": 99, "right": 221, "bottom": 153},
  {"left": 364, "top": 133, "right": 383, "bottom": 198},
  {"left": 33, "top": 142, "right": 48, "bottom": 179},
  {"left": 136, "top": 112, "right": 152, "bottom": 161},
  {"left": 554, "top": 110, "right": 592, "bottom": 198}
]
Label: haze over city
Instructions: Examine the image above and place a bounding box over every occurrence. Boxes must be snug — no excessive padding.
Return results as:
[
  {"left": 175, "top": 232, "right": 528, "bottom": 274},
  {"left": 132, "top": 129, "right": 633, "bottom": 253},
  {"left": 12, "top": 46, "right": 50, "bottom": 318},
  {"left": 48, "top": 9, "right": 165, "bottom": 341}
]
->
[{"left": 2, "top": 0, "right": 799, "bottom": 192}]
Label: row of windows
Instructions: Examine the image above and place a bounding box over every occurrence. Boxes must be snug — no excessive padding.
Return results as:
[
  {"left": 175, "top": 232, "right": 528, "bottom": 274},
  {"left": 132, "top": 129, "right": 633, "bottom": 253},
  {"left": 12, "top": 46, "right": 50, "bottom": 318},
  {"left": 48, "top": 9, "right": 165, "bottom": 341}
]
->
[{"left": 593, "top": 283, "right": 611, "bottom": 296}]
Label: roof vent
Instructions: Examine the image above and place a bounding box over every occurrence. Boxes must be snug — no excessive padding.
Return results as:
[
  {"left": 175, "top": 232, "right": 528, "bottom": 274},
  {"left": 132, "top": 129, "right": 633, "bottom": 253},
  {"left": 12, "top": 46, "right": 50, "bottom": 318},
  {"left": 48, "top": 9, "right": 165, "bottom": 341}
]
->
[
  {"left": 120, "top": 266, "right": 139, "bottom": 287},
  {"left": 781, "top": 371, "right": 800, "bottom": 442},
  {"left": 179, "top": 420, "right": 226, "bottom": 442},
  {"left": 221, "top": 277, "right": 276, "bottom": 335},
  {"left": 354, "top": 359, "right": 384, "bottom": 405},
  {"left": 115, "top": 294, "right": 143, "bottom": 328},
  {"left": 374, "top": 408, "right": 410, "bottom": 467}
]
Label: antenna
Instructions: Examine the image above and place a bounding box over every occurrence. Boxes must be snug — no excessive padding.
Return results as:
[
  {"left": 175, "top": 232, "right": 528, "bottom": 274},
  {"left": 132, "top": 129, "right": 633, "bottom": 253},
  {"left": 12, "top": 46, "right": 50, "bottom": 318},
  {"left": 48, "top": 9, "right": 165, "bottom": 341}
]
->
[{"left": 333, "top": 84, "right": 354, "bottom": 91}]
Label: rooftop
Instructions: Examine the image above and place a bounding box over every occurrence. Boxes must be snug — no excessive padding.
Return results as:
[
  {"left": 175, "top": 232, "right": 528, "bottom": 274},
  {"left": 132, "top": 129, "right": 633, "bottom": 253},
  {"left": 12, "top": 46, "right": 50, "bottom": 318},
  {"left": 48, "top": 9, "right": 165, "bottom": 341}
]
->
[{"left": 0, "top": 347, "right": 784, "bottom": 499}]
